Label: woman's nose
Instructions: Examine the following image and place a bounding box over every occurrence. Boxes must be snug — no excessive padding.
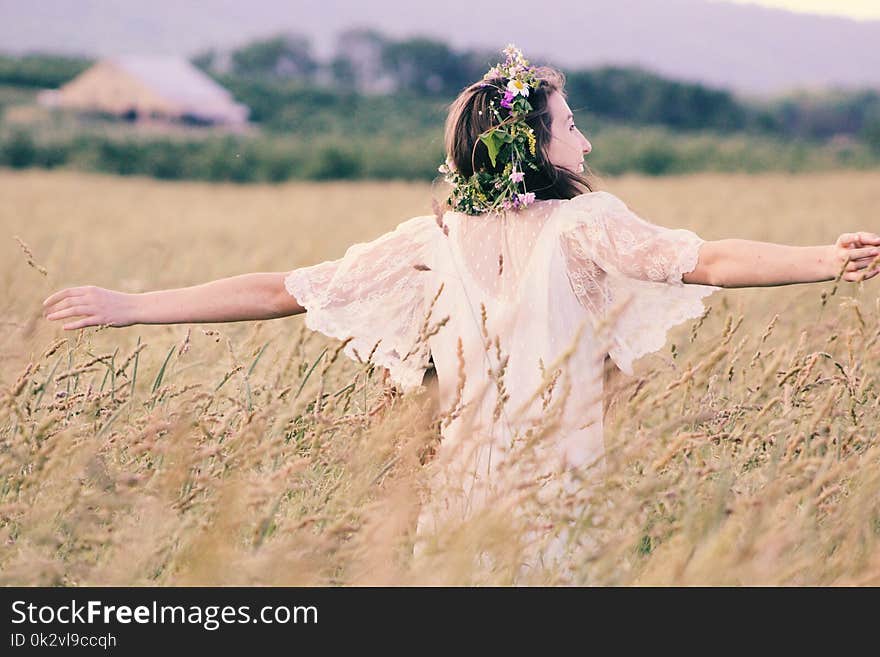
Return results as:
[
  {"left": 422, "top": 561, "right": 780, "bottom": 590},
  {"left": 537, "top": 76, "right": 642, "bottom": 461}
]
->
[{"left": 583, "top": 138, "right": 592, "bottom": 155}]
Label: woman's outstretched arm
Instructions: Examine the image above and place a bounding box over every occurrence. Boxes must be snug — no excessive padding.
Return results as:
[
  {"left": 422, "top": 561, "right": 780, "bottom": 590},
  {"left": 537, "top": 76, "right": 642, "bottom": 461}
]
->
[
  {"left": 684, "top": 232, "right": 880, "bottom": 288},
  {"left": 43, "top": 272, "right": 304, "bottom": 330}
]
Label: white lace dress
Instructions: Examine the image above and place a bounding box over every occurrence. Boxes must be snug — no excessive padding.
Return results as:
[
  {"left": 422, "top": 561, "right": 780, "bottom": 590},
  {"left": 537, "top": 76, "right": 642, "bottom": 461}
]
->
[{"left": 284, "top": 190, "right": 722, "bottom": 568}]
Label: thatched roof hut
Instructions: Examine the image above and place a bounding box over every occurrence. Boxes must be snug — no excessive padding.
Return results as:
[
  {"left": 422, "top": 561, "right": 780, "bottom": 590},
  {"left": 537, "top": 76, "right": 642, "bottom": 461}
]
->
[{"left": 37, "top": 55, "right": 249, "bottom": 126}]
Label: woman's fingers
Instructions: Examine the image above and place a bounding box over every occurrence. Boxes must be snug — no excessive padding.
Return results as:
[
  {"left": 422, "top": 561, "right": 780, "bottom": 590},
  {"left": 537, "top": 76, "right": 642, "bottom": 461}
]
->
[
  {"left": 43, "top": 287, "right": 88, "bottom": 308},
  {"left": 43, "top": 293, "right": 87, "bottom": 318},
  {"left": 857, "top": 232, "right": 880, "bottom": 246},
  {"left": 843, "top": 258, "right": 876, "bottom": 272},
  {"left": 46, "top": 306, "right": 110, "bottom": 330},
  {"left": 844, "top": 246, "right": 880, "bottom": 260},
  {"left": 46, "top": 305, "right": 91, "bottom": 321},
  {"left": 838, "top": 232, "right": 880, "bottom": 248},
  {"left": 838, "top": 233, "right": 862, "bottom": 247},
  {"left": 42, "top": 285, "right": 128, "bottom": 330},
  {"left": 44, "top": 297, "right": 79, "bottom": 315},
  {"left": 44, "top": 296, "right": 84, "bottom": 317},
  {"left": 844, "top": 258, "right": 879, "bottom": 273},
  {"left": 845, "top": 253, "right": 875, "bottom": 265},
  {"left": 844, "top": 264, "right": 880, "bottom": 281}
]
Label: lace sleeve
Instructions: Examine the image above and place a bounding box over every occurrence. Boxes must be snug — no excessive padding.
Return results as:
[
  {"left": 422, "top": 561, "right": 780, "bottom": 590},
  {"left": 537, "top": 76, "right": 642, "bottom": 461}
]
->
[
  {"left": 559, "top": 191, "right": 722, "bottom": 375},
  {"left": 284, "top": 214, "right": 438, "bottom": 392}
]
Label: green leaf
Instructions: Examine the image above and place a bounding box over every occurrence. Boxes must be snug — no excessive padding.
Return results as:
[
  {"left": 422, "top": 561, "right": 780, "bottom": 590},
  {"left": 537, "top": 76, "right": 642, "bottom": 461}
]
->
[{"left": 480, "top": 130, "right": 502, "bottom": 167}]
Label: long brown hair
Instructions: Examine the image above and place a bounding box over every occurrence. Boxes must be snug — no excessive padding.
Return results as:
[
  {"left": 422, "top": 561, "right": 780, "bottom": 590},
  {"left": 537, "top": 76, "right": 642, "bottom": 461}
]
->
[{"left": 442, "top": 65, "right": 594, "bottom": 205}]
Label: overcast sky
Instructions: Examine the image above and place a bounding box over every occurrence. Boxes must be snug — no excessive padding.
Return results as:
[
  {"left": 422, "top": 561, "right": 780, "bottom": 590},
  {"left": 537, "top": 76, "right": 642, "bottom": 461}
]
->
[
  {"left": 2, "top": 0, "right": 879, "bottom": 95},
  {"left": 719, "top": 0, "right": 880, "bottom": 20}
]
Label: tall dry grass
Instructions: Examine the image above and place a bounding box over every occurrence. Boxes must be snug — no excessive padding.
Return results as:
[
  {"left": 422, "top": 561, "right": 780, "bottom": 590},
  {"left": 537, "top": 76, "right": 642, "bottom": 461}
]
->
[{"left": 1, "top": 168, "right": 878, "bottom": 585}]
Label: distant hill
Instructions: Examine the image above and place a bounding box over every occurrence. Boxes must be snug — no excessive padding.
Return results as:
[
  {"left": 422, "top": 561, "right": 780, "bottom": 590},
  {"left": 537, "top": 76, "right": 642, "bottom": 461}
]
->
[{"left": 1, "top": 0, "right": 879, "bottom": 97}]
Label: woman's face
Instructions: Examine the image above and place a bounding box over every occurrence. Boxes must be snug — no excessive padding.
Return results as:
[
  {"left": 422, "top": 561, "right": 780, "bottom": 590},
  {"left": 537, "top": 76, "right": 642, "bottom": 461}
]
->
[{"left": 545, "top": 91, "right": 591, "bottom": 174}]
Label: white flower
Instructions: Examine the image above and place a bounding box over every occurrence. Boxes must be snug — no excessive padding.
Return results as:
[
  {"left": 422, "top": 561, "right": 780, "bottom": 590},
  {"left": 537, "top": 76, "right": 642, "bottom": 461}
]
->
[
  {"left": 503, "top": 44, "right": 527, "bottom": 68},
  {"left": 506, "top": 78, "right": 529, "bottom": 97}
]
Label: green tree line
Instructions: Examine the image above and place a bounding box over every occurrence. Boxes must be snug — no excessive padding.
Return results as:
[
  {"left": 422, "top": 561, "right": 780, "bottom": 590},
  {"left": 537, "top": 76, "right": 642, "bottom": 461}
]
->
[{"left": 1, "top": 31, "right": 880, "bottom": 183}]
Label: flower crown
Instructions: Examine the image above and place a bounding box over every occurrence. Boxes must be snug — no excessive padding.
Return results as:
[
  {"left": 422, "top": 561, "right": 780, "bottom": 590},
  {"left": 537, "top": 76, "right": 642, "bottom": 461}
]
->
[{"left": 439, "top": 44, "right": 545, "bottom": 216}]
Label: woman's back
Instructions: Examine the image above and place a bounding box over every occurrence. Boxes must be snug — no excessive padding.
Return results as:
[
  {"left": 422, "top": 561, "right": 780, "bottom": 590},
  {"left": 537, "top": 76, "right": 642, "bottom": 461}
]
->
[
  {"left": 425, "top": 197, "right": 604, "bottom": 470},
  {"left": 284, "top": 190, "right": 722, "bottom": 566}
]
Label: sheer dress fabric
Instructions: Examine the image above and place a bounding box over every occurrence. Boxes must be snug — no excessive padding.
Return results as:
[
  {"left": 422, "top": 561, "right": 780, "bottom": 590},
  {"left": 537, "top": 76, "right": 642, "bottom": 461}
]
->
[{"left": 284, "top": 190, "right": 721, "bottom": 570}]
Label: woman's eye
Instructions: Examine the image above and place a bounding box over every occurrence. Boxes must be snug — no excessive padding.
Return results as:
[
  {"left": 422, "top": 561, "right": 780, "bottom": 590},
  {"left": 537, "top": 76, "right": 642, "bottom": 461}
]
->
[{"left": 569, "top": 124, "right": 577, "bottom": 131}]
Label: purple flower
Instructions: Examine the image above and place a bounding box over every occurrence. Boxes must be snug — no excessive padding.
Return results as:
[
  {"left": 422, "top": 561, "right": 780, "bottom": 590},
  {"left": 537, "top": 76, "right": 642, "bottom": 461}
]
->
[
  {"left": 500, "top": 90, "right": 515, "bottom": 109},
  {"left": 509, "top": 170, "right": 525, "bottom": 183},
  {"left": 517, "top": 192, "right": 536, "bottom": 206}
]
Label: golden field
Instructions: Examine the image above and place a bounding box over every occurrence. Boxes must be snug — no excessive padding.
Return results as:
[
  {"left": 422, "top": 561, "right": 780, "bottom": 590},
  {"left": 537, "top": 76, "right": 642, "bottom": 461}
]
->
[{"left": 1, "top": 168, "right": 879, "bottom": 585}]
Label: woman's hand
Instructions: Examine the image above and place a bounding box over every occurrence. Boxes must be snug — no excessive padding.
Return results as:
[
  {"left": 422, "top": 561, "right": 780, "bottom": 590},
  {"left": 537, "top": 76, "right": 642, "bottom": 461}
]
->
[
  {"left": 833, "top": 232, "right": 880, "bottom": 282},
  {"left": 43, "top": 285, "right": 137, "bottom": 330}
]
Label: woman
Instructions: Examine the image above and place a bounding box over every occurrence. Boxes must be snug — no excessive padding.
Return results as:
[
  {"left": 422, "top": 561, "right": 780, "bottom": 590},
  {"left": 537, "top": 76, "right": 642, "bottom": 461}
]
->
[{"left": 42, "top": 45, "right": 879, "bottom": 575}]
